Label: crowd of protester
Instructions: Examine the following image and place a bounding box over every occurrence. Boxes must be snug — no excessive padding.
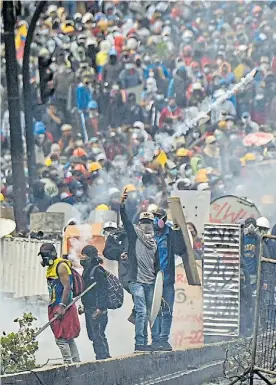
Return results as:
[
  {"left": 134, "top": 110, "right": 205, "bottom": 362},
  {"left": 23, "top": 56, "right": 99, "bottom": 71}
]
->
[{"left": 1, "top": 0, "right": 276, "bottom": 365}]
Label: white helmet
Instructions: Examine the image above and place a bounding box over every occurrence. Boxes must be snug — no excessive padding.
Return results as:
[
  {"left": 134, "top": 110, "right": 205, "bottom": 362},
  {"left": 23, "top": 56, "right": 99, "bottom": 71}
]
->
[
  {"left": 103, "top": 221, "right": 117, "bottom": 230},
  {"left": 148, "top": 204, "right": 158, "bottom": 213},
  {"left": 256, "top": 217, "right": 270, "bottom": 230}
]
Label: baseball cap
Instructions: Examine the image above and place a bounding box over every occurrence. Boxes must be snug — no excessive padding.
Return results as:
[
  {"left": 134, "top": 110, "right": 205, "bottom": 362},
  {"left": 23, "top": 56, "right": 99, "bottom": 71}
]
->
[
  {"left": 139, "top": 212, "right": 154, "bottom": 222},
  {"left": 103, "top": 221, "right": 118, "bottom": 230}
]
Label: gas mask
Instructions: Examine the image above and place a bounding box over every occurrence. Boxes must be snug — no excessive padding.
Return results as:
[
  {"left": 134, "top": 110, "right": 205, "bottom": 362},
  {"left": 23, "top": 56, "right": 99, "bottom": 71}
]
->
[
  {"left": 39, "top": 250, "right": 57, "bottom": 267},
  {"left": 244, "top": 224, "right": 256, "bottom": 235},
  {"left": 153, "top": 216, "right": 165, "bottom": 230}
]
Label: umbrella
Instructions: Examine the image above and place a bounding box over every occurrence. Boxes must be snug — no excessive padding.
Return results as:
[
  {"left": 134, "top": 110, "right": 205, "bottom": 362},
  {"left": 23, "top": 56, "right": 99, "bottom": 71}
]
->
[{"left": 243, "top": 132, "right": 273, "bottom": 147}]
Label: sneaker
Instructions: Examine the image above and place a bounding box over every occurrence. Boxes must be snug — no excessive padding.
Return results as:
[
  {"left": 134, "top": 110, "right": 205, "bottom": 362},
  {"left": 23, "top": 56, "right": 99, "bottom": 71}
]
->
[
  {"left": 134, "top": 345, "right": 152, "bottom": 353},
  {"left": 150, "top": 342, "right": 163, "bottom": 351},
  {"left": 159, "top": 342, "right": 173, "bottom": 351}
]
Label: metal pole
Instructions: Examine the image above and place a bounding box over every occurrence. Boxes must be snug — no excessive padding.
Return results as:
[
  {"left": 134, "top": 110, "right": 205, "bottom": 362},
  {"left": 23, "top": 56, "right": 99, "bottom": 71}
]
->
[
  {"left": 249, "top": 237, "right": 264, "bottom": 385},
  {"left": 22, "top": 1, "right": 47, "bottom": 188},
  {"left": 3, "top": 1, "right": 27, "bottom": 231}
]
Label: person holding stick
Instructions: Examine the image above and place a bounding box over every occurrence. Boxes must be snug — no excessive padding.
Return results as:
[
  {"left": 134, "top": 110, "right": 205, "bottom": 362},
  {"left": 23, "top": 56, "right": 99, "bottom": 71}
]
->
[{"left": 38, "top": 243, "right": 81, "bottom": 364}]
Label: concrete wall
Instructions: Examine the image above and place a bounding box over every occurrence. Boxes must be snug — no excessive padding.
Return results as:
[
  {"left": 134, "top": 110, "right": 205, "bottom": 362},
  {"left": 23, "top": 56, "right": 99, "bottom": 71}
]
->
[{"left": 1, "top": 340, "right": 241, "bottom": 385}]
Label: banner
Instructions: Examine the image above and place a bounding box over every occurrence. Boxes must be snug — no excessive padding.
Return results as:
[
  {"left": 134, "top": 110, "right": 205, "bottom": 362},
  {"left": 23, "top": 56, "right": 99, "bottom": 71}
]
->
[
  {"left": 210, "top": 195, "right": 260, "bottom": 224},
  {"left": 171, "top": 261, "right": 203, "bottom": 349}
]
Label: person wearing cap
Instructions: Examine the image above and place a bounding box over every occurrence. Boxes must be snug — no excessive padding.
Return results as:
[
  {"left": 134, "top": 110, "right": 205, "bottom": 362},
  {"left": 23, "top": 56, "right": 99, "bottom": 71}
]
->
[
  {"left": 202, "top": 136, "right": 221, "bottom": 170},
  {"left": 120, "top": 190, "right": 159, "bottom": 352},
  {"left": 38, "top": 243, "right": 80, "bottom": 364},
  {"left": 58, "top": 124, "right": 75, "bottom": 155},
  {"left": 80, "top": 245, "right": 110, "bottom": 361},
  {"left": 151, "top": 208, "right": 186, "bottom": 351}
]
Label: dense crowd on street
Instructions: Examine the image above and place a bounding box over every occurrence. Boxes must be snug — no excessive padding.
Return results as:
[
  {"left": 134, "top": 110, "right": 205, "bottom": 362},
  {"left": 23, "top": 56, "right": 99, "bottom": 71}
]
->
[{"left": 1, "top": 0, "right": 276, "bottom": 367}]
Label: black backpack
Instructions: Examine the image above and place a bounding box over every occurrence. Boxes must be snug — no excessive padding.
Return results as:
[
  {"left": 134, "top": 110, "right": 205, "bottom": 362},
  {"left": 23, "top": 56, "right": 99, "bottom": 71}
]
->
[{"left": 90, "top": 266, "right": 124, "bottom": 310}]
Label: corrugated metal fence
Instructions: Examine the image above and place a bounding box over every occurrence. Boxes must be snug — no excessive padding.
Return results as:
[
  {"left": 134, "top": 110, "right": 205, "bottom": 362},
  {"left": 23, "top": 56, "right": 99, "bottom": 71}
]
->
[
  {"left": 0, "top": 238, "right": 61, "bottom": 298},
  {"left": 203, "top": 223, "right": 241, "bottom": 336}
]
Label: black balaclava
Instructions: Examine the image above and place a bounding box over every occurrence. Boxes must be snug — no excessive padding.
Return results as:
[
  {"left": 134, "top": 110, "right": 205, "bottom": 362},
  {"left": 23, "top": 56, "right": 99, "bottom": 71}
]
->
[{"left": 81, "top": 245, "right": 100, "bottom": 270}]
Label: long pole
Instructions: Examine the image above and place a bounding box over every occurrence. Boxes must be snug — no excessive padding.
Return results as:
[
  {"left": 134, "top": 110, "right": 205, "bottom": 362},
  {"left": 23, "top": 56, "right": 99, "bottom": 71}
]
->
[
  {"left": 3, "top": 1, "right": 27, "bottom": 231},
  {"left": 22, "top": 1, "right": 47, "bottom": 188},
  {"left": 249, "top": 238, "right": 264, "bottom": 384},
  {"left": 34, "top": 281, "right": 97, "bottom": 338}
]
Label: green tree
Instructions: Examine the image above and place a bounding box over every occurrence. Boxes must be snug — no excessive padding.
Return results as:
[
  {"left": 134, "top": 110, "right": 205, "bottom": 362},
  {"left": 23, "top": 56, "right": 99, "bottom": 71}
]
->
[{"left": 1, "top": 313, "right": 38, "bottom": 374}]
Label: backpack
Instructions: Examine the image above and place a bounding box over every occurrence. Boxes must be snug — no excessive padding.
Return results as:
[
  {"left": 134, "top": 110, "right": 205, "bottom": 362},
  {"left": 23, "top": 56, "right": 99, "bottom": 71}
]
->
[
  {"left": 90, "top": 266, "right": 124, "bottom": 310},
  {"left": 57, "top": 261, "right": 84, "bottom": 298}
]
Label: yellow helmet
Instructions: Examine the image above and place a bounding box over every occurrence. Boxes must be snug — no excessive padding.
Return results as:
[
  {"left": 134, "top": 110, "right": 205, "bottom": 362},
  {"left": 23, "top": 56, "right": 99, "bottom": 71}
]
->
[
  {"left": 195, "top": 170, "right": 209, "bottom": 184},
  {"left": 89, "top": 162, "right": 102, "bottom": 173},
  {"left": 123, "top": 184, "right": 136, "bottom": 193},
  {"left": 95, "top": 204, "right": 109, "bottom": 211},
  {"left": 0, "top": 193, "right": 4, "bottom": 202},
  {"left": 218, "top": 120, "right": 227, "bottom": 129},
  {"left": 176, "top": 148, "right": 189, "bottom": 157},
  {"left": 45, "top": 158, "right": 52, "bottom": 167},
  {"left": 244, "top": 153, "right": 256, "bottom": 161}
]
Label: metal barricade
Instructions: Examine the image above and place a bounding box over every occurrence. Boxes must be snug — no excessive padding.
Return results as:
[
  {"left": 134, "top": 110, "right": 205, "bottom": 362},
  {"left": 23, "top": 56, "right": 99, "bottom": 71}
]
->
[{"left": 249, "top": 235, "right": 276, "bottom": 384}]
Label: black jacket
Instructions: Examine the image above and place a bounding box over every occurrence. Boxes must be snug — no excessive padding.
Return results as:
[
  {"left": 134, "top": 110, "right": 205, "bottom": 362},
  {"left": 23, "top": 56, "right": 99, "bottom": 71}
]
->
[
  {"left": 120, "top": 203, "right": 160, "bottom": 285},
  {"left": 81, "top": 264, "right": 108, "bottom": 311},
  {"left": 103, "top": 229, "right": 130, "bottom": 290}
]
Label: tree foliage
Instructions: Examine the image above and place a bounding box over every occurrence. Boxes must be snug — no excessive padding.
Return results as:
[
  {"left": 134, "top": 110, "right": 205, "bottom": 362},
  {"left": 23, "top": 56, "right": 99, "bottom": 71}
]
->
[{"left": 1, "top": 313, "right": 38, "bottom": 374}]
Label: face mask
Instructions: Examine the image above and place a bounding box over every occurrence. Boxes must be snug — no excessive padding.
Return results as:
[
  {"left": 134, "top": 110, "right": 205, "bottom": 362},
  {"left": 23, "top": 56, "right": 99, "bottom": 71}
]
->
[
  {"left": 255, "top": 94, "right": 264, "bottom": 100},
  {"left": 52, "top": 161, "right": 59, "bottom": 167},
  {"left": 259, "top": 228, "right": 269, "bottom": 236},
  {"left": 139, "top": 223, "right": 154, "bottom": 235},
  {"left": 156, "top": 94, "right": 164, "bottom": 101},
  {"left": 169, "top": 169, "right": 178, "bottom": 177},
  {"left": 185, "top": 169, "right": 193, "bottom": 177},
  {"left": 76, "top": 189, "right": 84, "bottom": 197},
  {"left": 80, "top": 258, "right": 90, "bottom": 268},
  {"left": 204, "top": 67, "right": 210, "bottom": 74},
  {"left": 40, "top": 29, "right": 49, "bottom": 36},
  {"left": 244, "top": 224, "right": 256, "bottom": 235},
  {"left": 89, "top": 111, "right": 98, "bottom": 118},
  {"left": 125, "top": 63, "right": 134, "bottom": 70},
  {"left": 192, "top": 132, "right": 200, "bottom": 139}
]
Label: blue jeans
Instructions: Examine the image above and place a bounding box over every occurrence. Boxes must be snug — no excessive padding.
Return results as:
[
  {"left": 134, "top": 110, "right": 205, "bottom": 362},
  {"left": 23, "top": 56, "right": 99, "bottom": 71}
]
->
[
  {"left": 129, "top": 282, "right": 154, "bottom": 346},
  {"left": 151, "top": 283, "right": 175, "bottom": 344}
]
